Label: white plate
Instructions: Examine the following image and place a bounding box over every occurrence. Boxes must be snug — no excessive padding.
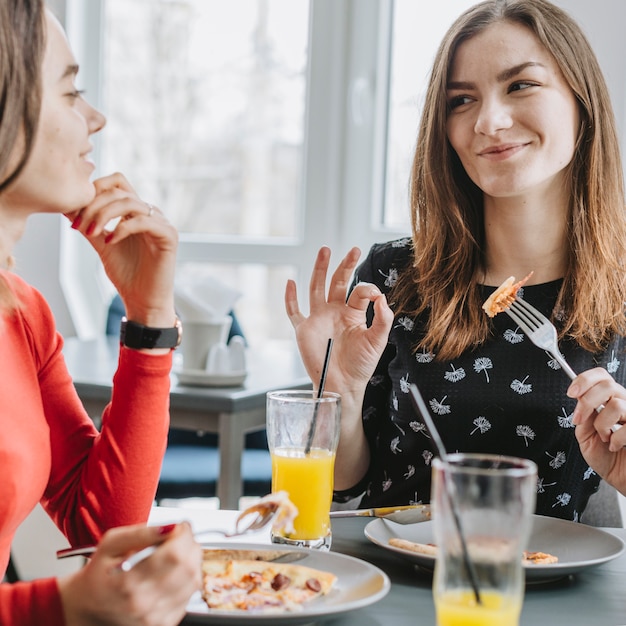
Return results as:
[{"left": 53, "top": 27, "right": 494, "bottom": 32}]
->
[
  {"left": 364, "top": 514, "right": 625, "bottom": 582},
  {"left": 184, "top": 542, "right": 390, "bottom": 624},
  {"left": 175, "top": 368, "right": 247, "bottom": 387}
]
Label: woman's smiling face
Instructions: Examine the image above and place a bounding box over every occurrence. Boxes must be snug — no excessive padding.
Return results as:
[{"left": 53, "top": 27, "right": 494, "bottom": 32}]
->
[
  {"left": 445, "top": 20, "right": 580, "bottom": 201},
  {"left": 2, "top": 11, "right": 106, "bottom": 215}
]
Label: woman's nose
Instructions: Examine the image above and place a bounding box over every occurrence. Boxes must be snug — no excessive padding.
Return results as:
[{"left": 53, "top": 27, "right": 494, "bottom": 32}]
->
[
  {"left": 82, "top": 99, "right": 106, "bottom": 135},
  {"left": 89, "top": 106, "right": 107, "bottom": 134},
  {"left": 473, "top": 97, "right": 512, "bottom": 135}
]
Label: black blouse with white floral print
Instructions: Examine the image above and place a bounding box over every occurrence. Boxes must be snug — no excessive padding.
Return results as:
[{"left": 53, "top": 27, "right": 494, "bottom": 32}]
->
[{"left": 333, "top": 238, "right": 626, "bottom": 520}]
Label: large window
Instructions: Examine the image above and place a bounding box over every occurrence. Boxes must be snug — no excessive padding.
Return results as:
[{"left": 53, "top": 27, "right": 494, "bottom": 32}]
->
[
  {"left": 62, "top": 0, "right": 475, "bottom": 342},
  {"left": 102, "top": 0, "right": 309, "bottom": 242}
]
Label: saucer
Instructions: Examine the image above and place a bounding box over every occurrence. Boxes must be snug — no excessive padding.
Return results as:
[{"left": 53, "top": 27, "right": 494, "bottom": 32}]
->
[{"left": 174, "top": 368, "right": 247, "bottom": 387}]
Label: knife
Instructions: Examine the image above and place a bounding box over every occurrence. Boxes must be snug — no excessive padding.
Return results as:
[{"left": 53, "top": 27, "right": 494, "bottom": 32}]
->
[{"left": 330, "top": 504, "right": 431, "bottom": 524}]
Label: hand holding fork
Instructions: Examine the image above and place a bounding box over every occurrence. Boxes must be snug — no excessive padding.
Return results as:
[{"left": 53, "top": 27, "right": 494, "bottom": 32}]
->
[{"left": 505, "top": 296, "right": 623, "bottom": 436}]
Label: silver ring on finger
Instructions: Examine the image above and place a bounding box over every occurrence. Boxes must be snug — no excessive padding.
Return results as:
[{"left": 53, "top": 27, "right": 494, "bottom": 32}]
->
[{"left": 146, "top": 203, "right": 155, "bottom": 217}]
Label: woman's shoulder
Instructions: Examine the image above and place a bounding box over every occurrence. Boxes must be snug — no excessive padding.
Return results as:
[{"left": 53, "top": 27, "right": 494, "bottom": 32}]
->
[
  {"left": 356, "top": 237, "right": 414, "bottom": 289},
  {"left": 1, "top": 270, "right": 50, "bottom": 307}
]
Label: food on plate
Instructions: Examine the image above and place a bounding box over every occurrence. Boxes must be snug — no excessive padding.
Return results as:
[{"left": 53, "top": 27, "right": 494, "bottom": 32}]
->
[
  {"left": 388, "top": 537, "right": 438, "bottom": 556},
  {"left": 201, "top": 558, "right": 337, "bottom": 613},
  {"left": 481, "top": 272, "right": 533, "bottom": 318},
  {"left": 236, "top": 490, "right": 299, "bottom": 535},
  {"left": 388, "top": 538, "right": 558, "bottom": 564},
  {"left": 522, "top": 550, "right": 559, "bottom": 565}
]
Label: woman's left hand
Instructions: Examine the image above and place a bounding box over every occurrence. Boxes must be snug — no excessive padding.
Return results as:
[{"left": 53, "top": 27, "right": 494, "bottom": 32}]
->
[
  {"left": 65, "top": 172, "right": 178, "bottom": 327},
  {"left": 569, "top": 368, "right": 626, "bottom": 494}
]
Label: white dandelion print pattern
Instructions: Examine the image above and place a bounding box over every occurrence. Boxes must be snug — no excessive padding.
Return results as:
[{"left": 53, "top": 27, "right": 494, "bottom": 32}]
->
[
  {"left": 444, "top": 364, "right": 466, "bottom": 383},
  {"left": 504, "top": 327, "right": 524, "bottom": 344},
  {"left": 409, "top": 421, "right": 430, "bottom": 438},
  {"left": 607, "top": 351, "right": 621, "bottom": 374},
  {"left": 511, "top": 376, "right": 532, "bottom": 394},
  {"left": 553, "top": 493, "right": 571, "bottom": 508},
  {"left": 416, "top": 349, "right": 435, "bottom": 363},
  {"left": 546, "top": 450, "right": 566, "bottom": 469},
  {"left": 429, "top": 396, "right": 451, "bottom": 415},
  {"left": 395, "top": 316, "right": 414, "bottom": 331},
  {"left": 473, "top": 357, "right": 493, "bottom": 382},
  {"left": 470, "top": 416, "right": 491, "bottom": 435},
  {"left": 516, "top": 425, "right": 536, "bottom": 446},
  {"left": 557, "top": 408, "right": 574, "bottom": 428}
]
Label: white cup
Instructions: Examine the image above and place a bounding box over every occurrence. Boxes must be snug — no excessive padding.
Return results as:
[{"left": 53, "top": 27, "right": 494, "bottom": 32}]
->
[{"left": 180, "top": 317, "right": 232, "bottom": 372}]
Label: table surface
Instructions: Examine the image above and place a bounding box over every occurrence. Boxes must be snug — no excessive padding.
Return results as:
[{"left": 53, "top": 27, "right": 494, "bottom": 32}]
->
[
  {"left": 149, "top": 507, "right": 626, "bottom": 626},
  {"left": 63, "top": 335, "right": 311, "bottom": 413}
]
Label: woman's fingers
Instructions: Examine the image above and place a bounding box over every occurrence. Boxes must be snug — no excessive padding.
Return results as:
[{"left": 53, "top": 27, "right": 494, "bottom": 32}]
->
[
  {"left": 327, "top": 247, "right": 361, "bottom": 303},
  {"left": 308, "top": 247, "right": 332, "bottom": 310},
  {"left": 569, "top": 368, "right": 626, "bottom": 449},
  {"left": 285, "top": 279, "right": 305, "bottom": 328}
]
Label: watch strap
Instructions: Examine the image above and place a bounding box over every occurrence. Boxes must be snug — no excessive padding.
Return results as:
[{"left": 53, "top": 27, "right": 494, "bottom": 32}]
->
[{"left": 120, "top": 317, "right": 182, "bottom": 350}]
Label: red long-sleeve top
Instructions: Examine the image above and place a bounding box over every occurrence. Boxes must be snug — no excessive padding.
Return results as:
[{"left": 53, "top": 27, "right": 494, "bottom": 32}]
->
[{"left": 0, "top": 272, "right": 172, "bottom": 624}]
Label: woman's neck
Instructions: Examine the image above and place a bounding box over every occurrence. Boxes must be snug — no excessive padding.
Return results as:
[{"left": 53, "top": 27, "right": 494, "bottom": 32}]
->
[
  {"left": 482, "top": 193, "right": 568, "bottom": 286},
  {"left": 0, "top": 201, "right": 29, "bottom": 269}
]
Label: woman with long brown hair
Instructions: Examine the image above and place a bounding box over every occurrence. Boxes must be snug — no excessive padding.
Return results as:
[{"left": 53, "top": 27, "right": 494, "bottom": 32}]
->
[
  {"left": 287, "top": 0, "right": 626, "bottom": 519},
  {"left": 0, "top": 1, "right": 200, "bottom": 623}
]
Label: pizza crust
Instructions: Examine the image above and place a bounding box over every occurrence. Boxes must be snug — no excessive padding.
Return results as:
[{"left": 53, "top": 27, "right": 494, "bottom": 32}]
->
[{"left": 388, "top": 538, "right": 438, "bottom": 556}]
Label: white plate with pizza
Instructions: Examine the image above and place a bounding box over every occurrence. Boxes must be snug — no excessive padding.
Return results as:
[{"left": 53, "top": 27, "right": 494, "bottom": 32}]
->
[
  {"left": 364, "top": 514, "right": 625, "bottom": 582},
  {"left": 184, "top": 543, "right": 390, "bottom": 624}
]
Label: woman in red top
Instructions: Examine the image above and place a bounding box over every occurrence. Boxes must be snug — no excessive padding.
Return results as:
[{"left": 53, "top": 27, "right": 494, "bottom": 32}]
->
[{"left": 0, "top": 1, "right": 201, "bottom": 624}]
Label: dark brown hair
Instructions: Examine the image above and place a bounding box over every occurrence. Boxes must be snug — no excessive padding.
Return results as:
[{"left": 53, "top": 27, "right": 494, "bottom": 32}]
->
[
  {"left": 0, "top": 0, "right": 45, "bottom": 192},
  {"left": 393, "top": 0, "right": 626, "bottom": 359},
  {"left": 0, "top": 0, "right": 45, "bottom": 307}
]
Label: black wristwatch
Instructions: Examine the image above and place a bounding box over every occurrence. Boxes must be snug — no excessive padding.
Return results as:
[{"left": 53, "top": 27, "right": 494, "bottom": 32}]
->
[{"left": 120, "top": 316, "right": 183, "bottom": 350}]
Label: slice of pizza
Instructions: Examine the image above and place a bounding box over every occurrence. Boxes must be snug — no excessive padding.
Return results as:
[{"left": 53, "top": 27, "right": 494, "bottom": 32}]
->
[
  {"left": 388, "top": 537, "right": 558, "bottom": 565},
  {"left": 201, "top": 558, "right": 337, "bottom": 613},
  {"left": 388, "top": 538, "right": 438, "bottom": 556},
  {"left": 236, "top": 491, "right": 299, "bottom": 536},
  {"left": 482, "top": 271, "right": 533, "bottom": 318}
]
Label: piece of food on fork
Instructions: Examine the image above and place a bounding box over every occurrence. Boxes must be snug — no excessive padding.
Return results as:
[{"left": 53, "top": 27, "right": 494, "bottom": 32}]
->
[{"left": 482, "top": 272, "right": 534, "bottom": 318}]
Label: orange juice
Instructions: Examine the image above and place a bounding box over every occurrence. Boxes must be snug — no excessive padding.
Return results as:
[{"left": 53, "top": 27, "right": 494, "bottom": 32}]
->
[
  {"left": 435, "top": 589, "right": 521, "bottom": 626},
  {"left": 271, "top": 447, "right": 335, "bottom": 539}
]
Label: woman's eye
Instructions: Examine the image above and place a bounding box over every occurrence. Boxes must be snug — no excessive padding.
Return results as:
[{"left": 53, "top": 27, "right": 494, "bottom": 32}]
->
[
  {"left": 448, "top": 95, "right": 472, "bottom": 110},
  {"left": 509, "top": 81, "right": 537, "bottom": 93},
  {"left": 67, "top": 89, "right": 86, "bottom": 100}
]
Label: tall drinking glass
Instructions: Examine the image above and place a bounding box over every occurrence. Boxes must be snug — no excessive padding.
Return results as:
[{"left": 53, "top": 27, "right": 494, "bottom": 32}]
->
[
  {"left": 266, "top": 390, "right": 341, "bottom": 550},
  {"left": 432, "top": 453, "right": 537, "bottom": 626}
]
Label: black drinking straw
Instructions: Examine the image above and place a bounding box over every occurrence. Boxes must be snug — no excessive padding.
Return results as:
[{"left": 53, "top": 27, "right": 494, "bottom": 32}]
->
[
  {"left": 304, "top": 338, "right": 334, "bottom": 455},
  {"left": 409, "top": 384, "right": 482, "bottom": 605}
]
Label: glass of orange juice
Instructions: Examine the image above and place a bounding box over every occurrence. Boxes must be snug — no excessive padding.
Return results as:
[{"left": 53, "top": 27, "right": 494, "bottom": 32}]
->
[
  {"left": 266, "top": 390, "right": 340, "bottom": 550},
  {"left": 432, "top": 453, "right": 537, "bottom": 626}
]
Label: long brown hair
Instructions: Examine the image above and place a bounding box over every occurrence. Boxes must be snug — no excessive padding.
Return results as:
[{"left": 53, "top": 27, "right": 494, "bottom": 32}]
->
[
  {"left": 0, "top": 0, "right": 45, "bottom": 191},
  {"left": 392, "top": 0, "right": 626, "bottom": 360},
  {"left": 0, "top": 0, "right": 45, "bottom": 307}
]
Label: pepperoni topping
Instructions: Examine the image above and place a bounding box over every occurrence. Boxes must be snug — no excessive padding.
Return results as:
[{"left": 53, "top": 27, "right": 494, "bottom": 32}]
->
[{"left": 271, "top": 572, "right": 292, "bottom": 590}]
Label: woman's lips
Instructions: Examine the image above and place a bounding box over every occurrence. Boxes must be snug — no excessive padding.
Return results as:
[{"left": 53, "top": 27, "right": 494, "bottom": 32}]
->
[{"left": 478, "top": 142, "right": 527, "bottom": 161}]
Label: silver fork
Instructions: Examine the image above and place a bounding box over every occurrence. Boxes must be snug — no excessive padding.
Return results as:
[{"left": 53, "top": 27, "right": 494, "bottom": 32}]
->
[
  {"left": 505, "top": 297, "right": 619, "bottom": 431},
  {"left": 505, "top": 297, "right": 577, "bottom": 380}
]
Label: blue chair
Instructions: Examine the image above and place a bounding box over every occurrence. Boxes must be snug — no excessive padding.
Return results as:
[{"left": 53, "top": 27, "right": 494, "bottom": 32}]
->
[{"left": 106, "top": 295, "right": 271, "bottom": 502}]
